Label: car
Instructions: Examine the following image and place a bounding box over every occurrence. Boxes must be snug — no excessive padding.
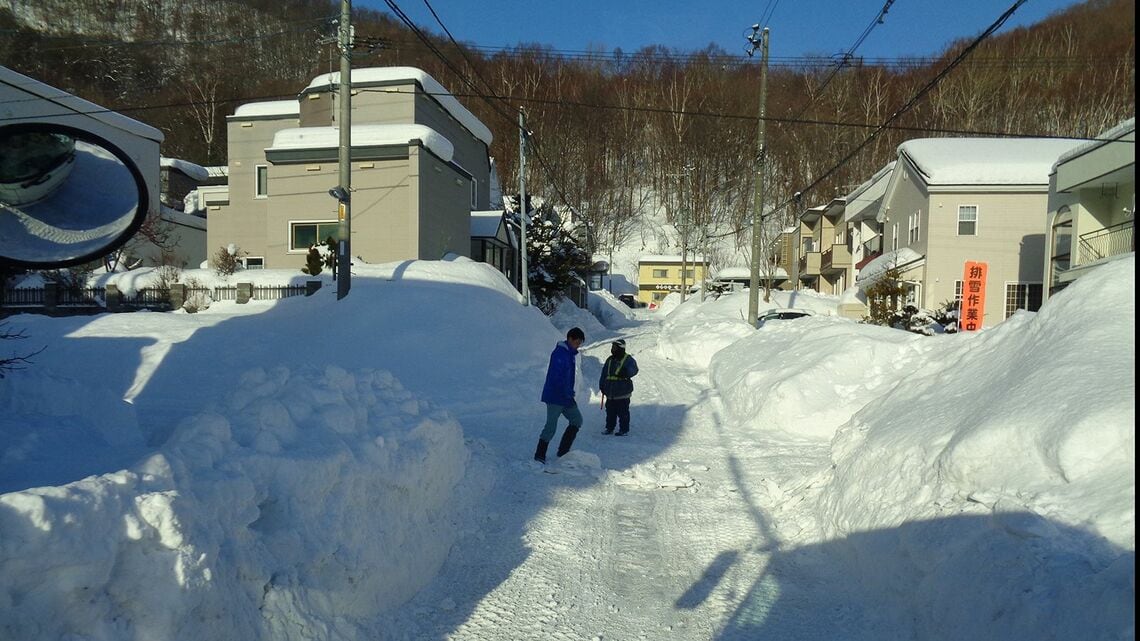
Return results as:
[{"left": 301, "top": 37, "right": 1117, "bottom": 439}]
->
[
  {"left": 756, "top": 309, "right": 813, "bottom": 325},
  {"left": 618, "top": 294, "right": 647, "bottom": 309}
]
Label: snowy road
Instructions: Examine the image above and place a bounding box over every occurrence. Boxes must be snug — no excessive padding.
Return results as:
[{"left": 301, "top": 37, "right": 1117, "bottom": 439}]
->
[{"left": 369, "top": 324, "right": 896, "bottom": 641}]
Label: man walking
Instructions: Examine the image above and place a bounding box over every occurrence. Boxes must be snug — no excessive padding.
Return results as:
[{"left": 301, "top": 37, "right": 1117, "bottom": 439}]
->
[
  {"left": 535, "top": 327, "right": 586, "bottom": 463},
  {"left": 598, "top": 338, "right": 638, "bottom": 436}
]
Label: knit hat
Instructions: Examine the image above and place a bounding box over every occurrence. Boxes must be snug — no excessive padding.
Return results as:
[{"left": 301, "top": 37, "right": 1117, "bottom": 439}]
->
[{"left": 612, "top": 339, "right": 626, "bottom": 349}]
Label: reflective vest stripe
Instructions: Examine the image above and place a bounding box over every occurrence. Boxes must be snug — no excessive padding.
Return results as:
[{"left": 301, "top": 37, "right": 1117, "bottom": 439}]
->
[{"left": 605, "top": 354, "right": 629, "bottom": 380}]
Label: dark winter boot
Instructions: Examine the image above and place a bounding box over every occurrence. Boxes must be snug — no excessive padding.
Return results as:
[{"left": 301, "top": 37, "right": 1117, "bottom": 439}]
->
[
  {"left": 556, "top": 426, "right": 580, "bottom": 457},
  {"left": 534, "top": 439, "right": 550, "bottom": 464}
]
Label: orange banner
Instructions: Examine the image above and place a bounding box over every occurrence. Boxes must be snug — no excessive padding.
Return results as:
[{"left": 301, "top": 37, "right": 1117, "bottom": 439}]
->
[{"left": 960, "top": 261, "right": 988, "bottom": 331}]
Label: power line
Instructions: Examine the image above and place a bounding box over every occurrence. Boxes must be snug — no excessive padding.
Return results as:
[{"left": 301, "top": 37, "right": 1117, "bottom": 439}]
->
[
  {"left": 382, "top": 0, "right": 583, "bottom": 232},
  {"left": 782, "top": 0, "right": 1037, "bottom": 211}
]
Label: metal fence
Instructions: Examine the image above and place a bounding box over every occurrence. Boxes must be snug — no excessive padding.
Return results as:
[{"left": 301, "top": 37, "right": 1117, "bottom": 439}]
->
[{"left": 1, "top": 281, "right": 319, "bottom": 315}]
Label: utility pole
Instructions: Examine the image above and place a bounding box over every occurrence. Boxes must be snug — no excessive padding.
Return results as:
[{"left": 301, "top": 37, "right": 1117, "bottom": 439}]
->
[
  {"left": 746, "top": 25, "right": 769, "bottom": 327},
  {"left": 334, "top": 0, "right": 352, "bottom": 300},
  {"left": 668, "top": 166, "right": 693, "bottom": 303},
  {"left": 791, "top": 191, "right": 803, "bottom": 291},
  {"left": 518, "top": 108, "right": 529, "bottom": 306}
]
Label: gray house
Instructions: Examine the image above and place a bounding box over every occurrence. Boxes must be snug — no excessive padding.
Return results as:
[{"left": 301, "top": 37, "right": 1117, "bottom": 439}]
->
[
  {"left": 208, "top": 67, "right": 494, "bottom": 271},
  {"left": 860, "top": 137, "right": 1087, "bottom": 327}
]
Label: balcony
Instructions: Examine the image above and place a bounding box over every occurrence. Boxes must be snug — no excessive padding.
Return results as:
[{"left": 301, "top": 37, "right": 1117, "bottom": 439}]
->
[
  {"left": 821, "top": 244, "right": 852, "bottom": 273},
  {"left": 799, "top": 251, "right": 822, "bottom": 276},
  {"left": 1078, "top": 221, "right": 1134, "bottom": 265}
]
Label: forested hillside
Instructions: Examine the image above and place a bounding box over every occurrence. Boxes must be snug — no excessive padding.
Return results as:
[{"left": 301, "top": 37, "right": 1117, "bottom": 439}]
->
[{"left": 1, "top": 0, "right": 1134, "bottom": 260}]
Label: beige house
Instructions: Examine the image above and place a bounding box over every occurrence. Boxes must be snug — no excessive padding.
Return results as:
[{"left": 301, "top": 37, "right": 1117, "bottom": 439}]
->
[
  {"left": 856, "top": 137, "right": 1087, "bottom": 327},
  {"left": 207, "top": 67, "right": 494, "bottom": 271},
  {"left": 1044, "top": 118, "right": 1134, "bottom": 300},
  {"left": 636, "top": 255, "right": 709, "bottom": 305},
  {"left": 798, "top": 199, "right": 852, "bottom": 295}
]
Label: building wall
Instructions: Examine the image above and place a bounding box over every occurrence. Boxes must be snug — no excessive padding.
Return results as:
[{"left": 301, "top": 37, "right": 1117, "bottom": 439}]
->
[
  {"left": 414, "top": 146, "right": 473, "bottom": 260},
  {"left": 209, "top": 115, "right": 298, "bottom": 266},
  {"left": 636, "top": 258, "right": 708, "bottom": 304},
  {"left": 263, "top": 154, "right": 418, "bottom": 268}
]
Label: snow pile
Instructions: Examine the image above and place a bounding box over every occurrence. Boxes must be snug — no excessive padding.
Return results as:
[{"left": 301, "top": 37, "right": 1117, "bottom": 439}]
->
[
  {"left": 1, "top": 366, "right": 469, "bottom": 641},
  {"left": 706, "top": 257, "right": 1135, "bottom": 641}
]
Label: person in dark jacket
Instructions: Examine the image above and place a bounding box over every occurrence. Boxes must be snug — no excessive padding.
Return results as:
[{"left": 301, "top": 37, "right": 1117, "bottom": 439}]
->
[
  {"left": 598, "top": 338, "right": 638, "bottom": 436},
  {"left": 535, "top": 326, "right": 586, "bottom": 463}
]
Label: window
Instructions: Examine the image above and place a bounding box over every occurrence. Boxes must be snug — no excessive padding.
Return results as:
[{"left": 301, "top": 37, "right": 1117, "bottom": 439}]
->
[
  {"left": 470, "top": 177, "right": 478, "bottom": 209},
  {"left": 652, "top": 269, "right": 668, "bottom": 278},
  {"left": 958, "top": 205, "right": 978, "bottom": 236},
  {"left": 892, "top": 222, "right": 899, "bottom": 251},
  {"left": 1005, "top": 283, "right": 1043, "bottom": 318},
  {"left": 682, "top": 269, "right": 695, "bottom": 279},
  {"left": 290, "top": 221, "right": 339, "bottom": 251},
  {"left": 242, "top": 257, "right": 264, "bottom": 270},
  {"left": 255, "top": 165, "right": 268, "bottom": 198},
  {"left": 908, "top": 211, "right": 921, "bottom": 244}
]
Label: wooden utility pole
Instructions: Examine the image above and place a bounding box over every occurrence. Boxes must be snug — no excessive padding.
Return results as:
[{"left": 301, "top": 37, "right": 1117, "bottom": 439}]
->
[
  {"left": 746, "top": 26, "right": 769, "bottom": 327},
  {"left": 335, "top": 0, "right": 352, "bottom": 300},
  {"left": 518, "top": 108, "right": 529, "bottom": 306}
]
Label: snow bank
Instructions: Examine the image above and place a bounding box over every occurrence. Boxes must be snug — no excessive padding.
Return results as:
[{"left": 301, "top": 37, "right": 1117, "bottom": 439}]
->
[{"left": 0, "top": 366, "right": 469, "bottom": 641}]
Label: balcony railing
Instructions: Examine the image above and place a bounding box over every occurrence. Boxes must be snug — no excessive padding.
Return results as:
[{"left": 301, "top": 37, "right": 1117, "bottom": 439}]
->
[{"left": 1078, "top": 221, "right": 1134, "bottom": 264}]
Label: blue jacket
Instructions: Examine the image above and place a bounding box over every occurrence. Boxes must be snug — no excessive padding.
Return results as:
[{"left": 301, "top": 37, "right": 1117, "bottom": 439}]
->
[
  {"left": 598, "top": 352, "right": 638, "bottom": 399},
  {"left": 540, "top": 340, "right": 579, "bottom": 406}
]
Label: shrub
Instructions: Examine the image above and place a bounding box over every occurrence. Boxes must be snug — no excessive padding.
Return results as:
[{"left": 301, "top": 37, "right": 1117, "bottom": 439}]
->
[
  {"left": 181, "top": 277, "right": 211, "bottom": 313},
  {"left": 301, "top": 237, "right": 336, "bottom": 276},
  {"left": 214, "top": 244, "right": 245, "bottom": 276}
]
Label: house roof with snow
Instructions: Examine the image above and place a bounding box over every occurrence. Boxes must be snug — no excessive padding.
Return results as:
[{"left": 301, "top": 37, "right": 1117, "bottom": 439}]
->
[
  {"left": 471, "top": 210, "right": 506, "bottom": 239},
  {"left": 843, "top": 161, "right": 895, "bottom": 223},
  {"left": 266, "top": 124, "right": 454, "bottom": 162},
  {"left": 639, "top": 254, "right": 710, "bottom": 264},
  {"left": 229, "top": 100, "right": 300, "bottom": 120},
  {"left": 160, "top": 157, "right": 210, "bottom": 182},
  {"left": 897, "top": 138, "right": 1087, "bottom": 188},
  {"left": 1053, "top": 117, "right": 1135, "bottom": 168},
  {"left": 302, "top": 67, "right": 493, "bottom": 147},
  {"left": 855, "top": 247, "right": 924, "bottom": 287}
]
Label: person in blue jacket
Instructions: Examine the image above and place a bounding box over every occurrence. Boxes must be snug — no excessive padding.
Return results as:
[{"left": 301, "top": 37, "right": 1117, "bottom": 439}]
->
[
  {"left": 598, "top": 338, "right": 639, "bottom": 435},
  {"left": 535, "top": 326, "right": 585, "bottom": 463}
]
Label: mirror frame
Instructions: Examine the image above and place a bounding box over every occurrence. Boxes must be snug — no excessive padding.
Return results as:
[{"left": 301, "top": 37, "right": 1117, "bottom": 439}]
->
[{"left": 0, "top": 121, "right": 152, "bottom": 269}]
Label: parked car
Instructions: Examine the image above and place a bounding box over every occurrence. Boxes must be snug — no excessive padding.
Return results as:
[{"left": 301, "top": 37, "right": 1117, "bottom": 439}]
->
[
  {"left": 756, "top": 309, "right": 813, "bottom": 326},
  {"left": 618, "top": 294, "right": 647, "bottom": 309}
]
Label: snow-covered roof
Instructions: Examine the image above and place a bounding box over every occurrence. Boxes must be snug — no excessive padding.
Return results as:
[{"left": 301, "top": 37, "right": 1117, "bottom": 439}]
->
[
  {"left": 231, "top": 100, "right": 300, "bottom": 119},
  {"left": 715, "top": 265, "right": 788, "bottom": 280},
  {"left": 843, "top": 161, "right": 895, "bottom": 223},
  {"left": 471, "top": 210, "right": 505, "bottom": 238},
  {"left": 0, "top": 65, "right": 163, "bottom": 143},
  {"left": 160, "top": 157, "right": 210, "bottom": 182},
  {"left": 1052, "top": 117, "right": 1135, "bottom": 169},
  {"left": 304, "top": 67, "right": 493, "bottom": 147},
  {"left": 159, "top": 206, "right": 207, "bottom": 231},
  {"left": 266, "top": 124, "right": 454, "bottom": 162},
  {"left": 898, "top": 138, "right": 1087, "bottom": 186},
  {"left": 639, "top": 254, "right": 710, "bottom": 264},
  {"left": 856, "top": 247, "right": 924, "bottom": 287}
]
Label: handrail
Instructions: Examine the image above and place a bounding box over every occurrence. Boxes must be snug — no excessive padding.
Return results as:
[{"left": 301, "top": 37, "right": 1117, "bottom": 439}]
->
[{"left": 1078, "top": 221, "right": 1134, "bottom": 263}]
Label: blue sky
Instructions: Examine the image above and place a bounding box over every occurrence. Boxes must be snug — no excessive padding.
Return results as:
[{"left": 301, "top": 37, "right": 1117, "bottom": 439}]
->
[{"left": 362, "top": 0, "right": 1087, "bottom": 61}]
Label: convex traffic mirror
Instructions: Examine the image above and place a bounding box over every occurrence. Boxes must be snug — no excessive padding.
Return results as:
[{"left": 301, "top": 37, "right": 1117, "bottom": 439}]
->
[{"left": 0, "top": 124, "right": 149, "bottom": 268}]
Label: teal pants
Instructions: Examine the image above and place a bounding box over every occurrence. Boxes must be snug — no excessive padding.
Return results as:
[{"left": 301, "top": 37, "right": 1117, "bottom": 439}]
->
[{"left": 540, "top": 402, "right": 582, "bottom": 442}]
